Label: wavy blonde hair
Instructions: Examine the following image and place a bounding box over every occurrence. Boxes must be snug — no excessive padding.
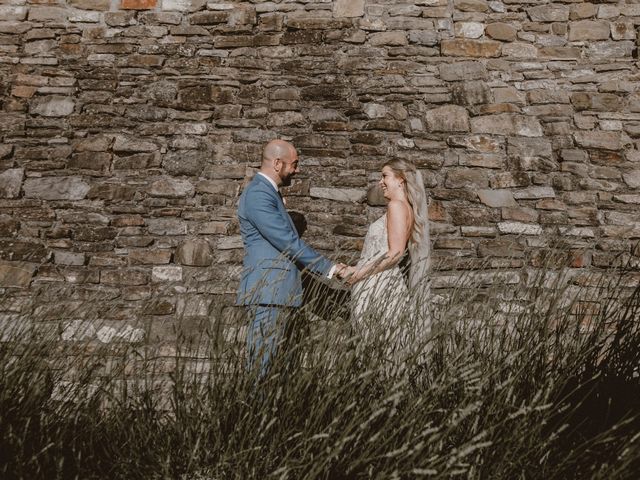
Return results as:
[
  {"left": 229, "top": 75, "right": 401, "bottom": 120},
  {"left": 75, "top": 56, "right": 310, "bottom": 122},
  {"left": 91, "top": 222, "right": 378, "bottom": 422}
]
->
[{"left": 383, "top": 159, "right": 428, "bottom": 247}]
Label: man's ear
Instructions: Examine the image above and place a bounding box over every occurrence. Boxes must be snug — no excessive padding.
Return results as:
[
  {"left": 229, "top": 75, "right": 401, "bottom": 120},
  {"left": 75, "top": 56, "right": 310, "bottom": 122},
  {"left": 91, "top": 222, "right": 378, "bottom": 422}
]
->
[{"left": 273, "top": 158, "right": 281, "bottom": 172}]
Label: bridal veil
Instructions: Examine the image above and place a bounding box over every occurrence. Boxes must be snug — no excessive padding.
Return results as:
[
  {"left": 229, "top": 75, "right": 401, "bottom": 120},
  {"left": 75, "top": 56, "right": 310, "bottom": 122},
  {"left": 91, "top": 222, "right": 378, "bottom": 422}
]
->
[{"left": 407, "top": 169, "right": 431, "bottom": 330}]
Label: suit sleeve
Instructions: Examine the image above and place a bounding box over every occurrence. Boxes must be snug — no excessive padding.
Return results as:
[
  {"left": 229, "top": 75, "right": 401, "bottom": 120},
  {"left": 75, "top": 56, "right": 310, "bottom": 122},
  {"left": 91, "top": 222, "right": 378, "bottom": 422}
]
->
[{"left": 246, "top": 187, "right": 333, "bottom": 276}]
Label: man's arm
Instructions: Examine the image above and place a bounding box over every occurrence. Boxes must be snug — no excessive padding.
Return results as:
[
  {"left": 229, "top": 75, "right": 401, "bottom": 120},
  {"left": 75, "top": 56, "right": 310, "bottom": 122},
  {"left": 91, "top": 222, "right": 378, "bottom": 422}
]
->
[{"left": 246, "top": 187, "right": 334, "bottom": 276}]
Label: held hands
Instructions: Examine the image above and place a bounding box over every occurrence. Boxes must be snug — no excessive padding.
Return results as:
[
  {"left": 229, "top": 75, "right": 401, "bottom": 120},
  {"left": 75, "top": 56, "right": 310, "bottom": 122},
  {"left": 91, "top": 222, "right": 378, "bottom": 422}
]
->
[{"left": 335, "top": 263, "right": 360, "bottom": 286}]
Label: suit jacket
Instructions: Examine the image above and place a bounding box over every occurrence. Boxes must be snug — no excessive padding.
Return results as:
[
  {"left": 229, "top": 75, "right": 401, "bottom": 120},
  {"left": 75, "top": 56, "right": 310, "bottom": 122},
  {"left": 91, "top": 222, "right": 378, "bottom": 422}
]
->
[{"left": 236, "top": 174, "right": 333, "bottom": 307}]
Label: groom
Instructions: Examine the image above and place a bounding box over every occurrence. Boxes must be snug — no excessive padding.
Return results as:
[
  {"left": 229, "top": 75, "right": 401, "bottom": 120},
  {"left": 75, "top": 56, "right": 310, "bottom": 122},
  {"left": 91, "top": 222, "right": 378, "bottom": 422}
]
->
[{"left": 236, "top": 139, "right": 344, "bottom": 374}]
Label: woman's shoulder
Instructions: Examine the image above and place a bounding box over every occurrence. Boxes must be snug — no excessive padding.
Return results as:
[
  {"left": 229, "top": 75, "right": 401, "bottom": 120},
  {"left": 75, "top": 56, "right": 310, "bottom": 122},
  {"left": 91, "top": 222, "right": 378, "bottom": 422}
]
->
[{"left": 387, "top": 199, "right": 412, "bottom": 216}]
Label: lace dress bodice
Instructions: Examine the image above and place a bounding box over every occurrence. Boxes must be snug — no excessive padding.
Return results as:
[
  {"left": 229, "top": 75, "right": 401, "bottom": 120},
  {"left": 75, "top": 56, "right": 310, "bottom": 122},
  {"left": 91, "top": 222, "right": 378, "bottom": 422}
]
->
[
  {"left": 357, "top": 215, "right": 389, "bottom": 266},
  {"left": 352, "top": 214, "right": 408, "bottom": 321}
]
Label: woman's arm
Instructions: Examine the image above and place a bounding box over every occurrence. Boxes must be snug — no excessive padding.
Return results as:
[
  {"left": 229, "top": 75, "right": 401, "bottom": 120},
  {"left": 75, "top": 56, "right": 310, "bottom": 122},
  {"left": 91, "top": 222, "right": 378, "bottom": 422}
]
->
[{"left": 347, "top": 200, "right": 411, "bottom": 284}]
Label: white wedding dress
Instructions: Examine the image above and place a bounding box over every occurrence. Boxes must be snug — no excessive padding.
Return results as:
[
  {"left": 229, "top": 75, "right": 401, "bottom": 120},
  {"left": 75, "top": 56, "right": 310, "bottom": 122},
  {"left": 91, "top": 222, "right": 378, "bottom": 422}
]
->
[
  {"left": 351, "top": 214, "right": 417, "bottom": 364},
  {"left": 352, "top": 215, "right": 408, "bottom": 320}
]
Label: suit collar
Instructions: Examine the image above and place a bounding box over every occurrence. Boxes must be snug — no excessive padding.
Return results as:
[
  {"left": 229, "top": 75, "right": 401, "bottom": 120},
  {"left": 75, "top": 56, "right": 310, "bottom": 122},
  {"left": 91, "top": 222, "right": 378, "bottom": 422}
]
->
[
  {"left": 256, "top": 172, "right": 279, "bottom": 193},
  {"left": 250, "top": 172, "right": 297, "bottom": 237}
]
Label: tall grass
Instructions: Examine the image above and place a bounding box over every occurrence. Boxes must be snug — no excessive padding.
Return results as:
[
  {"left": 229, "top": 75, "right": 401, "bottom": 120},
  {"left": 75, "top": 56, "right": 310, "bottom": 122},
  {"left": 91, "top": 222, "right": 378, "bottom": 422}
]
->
[{"left": 1, "top": 259, "right": 639, "bottom": 479}]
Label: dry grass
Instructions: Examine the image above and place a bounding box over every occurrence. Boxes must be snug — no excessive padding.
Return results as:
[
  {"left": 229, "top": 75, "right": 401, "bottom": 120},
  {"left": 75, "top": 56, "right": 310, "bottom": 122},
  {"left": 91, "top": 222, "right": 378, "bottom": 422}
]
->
[{"left": 1, "top": 259, "right": 639, "bottom": 479}]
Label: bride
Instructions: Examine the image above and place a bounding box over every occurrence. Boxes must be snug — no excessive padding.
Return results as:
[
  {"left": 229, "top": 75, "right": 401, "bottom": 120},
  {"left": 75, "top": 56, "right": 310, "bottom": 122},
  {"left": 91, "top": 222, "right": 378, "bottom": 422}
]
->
[{"left": 344, "top": 159, "right": 431, "bottom": 364}]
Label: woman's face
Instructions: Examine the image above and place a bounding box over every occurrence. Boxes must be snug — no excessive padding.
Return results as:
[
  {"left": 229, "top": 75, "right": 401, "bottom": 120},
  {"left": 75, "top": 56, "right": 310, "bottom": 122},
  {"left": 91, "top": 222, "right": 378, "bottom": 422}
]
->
[{"left": 379, "top": 166, "right": 404, "bottom": 200}]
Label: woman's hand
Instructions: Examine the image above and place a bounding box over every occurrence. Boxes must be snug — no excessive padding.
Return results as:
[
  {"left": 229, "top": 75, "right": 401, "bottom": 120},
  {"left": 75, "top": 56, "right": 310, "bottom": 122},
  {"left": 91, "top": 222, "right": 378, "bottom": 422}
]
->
[
  {"left": 344, "top": 266, "right": 362, "bottom": 285},
  {"left": 337, "top": 265, "right": 359, "bottom": 284}
]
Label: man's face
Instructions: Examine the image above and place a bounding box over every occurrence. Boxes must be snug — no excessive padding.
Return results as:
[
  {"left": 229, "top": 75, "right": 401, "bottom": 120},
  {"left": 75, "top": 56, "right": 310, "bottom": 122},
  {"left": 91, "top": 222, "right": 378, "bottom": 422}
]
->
[{"left": 276, "top": 148, "right": 300, "bottom": 187}]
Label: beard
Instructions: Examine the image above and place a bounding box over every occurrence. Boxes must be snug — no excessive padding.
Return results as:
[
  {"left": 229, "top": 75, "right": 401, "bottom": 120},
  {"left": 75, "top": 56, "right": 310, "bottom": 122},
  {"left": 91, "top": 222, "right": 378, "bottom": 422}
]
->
[{"left": 280, "top": 174, "right": 293, "bottom": 187}]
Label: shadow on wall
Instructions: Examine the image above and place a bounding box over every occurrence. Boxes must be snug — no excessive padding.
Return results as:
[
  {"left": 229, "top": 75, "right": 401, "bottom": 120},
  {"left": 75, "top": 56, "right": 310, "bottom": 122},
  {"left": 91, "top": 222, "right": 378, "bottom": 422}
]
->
[{"left": 288, "top": 211, "right": 307, "bottom": 237}]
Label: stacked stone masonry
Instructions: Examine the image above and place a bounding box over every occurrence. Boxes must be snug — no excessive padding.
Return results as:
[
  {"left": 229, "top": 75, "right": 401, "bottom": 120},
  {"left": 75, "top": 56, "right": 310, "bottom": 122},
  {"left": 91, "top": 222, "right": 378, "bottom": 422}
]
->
[{"left": 1, "top": 0, "right": 639, "bottom": 346}]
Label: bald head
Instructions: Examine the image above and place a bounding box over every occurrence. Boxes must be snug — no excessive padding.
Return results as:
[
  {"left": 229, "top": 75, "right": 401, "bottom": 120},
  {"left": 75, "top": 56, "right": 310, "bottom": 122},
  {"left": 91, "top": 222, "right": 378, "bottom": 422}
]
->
[
  {"left": 262, "top": 140, "right": 294, "bottom": 167},
  {"left": 260, "top": 139, "right": 299, "bottom": 187}
]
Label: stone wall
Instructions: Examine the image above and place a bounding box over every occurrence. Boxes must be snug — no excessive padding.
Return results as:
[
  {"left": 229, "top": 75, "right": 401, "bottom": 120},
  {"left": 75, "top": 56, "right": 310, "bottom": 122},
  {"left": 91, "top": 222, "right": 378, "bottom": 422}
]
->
[{"left": 1, "top": 0, "right": 639, "bottom": 346}]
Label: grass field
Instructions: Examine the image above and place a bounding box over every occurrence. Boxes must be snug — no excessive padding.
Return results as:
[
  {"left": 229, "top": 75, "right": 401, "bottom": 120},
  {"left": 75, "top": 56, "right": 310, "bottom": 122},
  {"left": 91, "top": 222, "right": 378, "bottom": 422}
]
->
[{"left": 1, "top": 264, "right": 639, "bottom": 479}]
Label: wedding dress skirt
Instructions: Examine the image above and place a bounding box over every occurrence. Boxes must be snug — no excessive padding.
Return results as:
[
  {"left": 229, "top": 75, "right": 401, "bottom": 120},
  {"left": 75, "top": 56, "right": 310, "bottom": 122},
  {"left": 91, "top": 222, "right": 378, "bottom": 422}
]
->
[{"left": 351, "top": 215, "right": 417, "bottom": 366}]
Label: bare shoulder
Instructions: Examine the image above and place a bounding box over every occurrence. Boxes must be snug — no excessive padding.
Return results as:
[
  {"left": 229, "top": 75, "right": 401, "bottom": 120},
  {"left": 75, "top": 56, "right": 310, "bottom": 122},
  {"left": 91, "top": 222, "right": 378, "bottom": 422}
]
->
[
  {"left": 387, "top": 199, "right": 411, "bottom": 218},
  {"left": 386, "top": 200, "right": 412, "bottom": 247},
  {"left": 386, "top": 200, "right": 412, "bottom": 233}
]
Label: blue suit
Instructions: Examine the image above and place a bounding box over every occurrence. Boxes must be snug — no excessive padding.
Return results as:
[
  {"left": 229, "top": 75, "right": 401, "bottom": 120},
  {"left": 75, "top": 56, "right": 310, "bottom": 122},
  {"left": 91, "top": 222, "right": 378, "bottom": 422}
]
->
[{"left": 236, "top": 173, "right": 333, "bottom": 373}]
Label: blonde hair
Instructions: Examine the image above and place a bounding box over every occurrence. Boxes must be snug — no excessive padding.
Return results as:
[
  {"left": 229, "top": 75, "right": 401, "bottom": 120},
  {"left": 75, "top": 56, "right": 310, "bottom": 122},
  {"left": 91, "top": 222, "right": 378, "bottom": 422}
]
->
[{"left": 382, "top": 159, "right": 428, "bottom": 248}]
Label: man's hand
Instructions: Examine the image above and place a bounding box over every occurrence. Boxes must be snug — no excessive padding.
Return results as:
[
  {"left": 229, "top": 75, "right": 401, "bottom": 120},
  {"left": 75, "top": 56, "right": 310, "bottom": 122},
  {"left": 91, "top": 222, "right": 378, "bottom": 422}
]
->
[
  {"left": 336, "top": 263, "right": 353, "bottom": 278},
  {"left": 336, "top": 264, "right": 359, "bottom": 284},
  {"left": 335, "top": 263, "right": 348, "bottom": 278}
]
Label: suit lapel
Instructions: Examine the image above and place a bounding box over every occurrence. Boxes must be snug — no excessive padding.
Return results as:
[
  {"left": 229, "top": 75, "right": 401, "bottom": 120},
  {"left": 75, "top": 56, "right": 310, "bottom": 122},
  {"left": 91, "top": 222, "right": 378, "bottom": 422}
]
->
[
  {"left": 253, "top": 175, "right": 298, "bottom": 235},
  {"left": 277, "top": 191, "right": 297, "bottom": 233}
]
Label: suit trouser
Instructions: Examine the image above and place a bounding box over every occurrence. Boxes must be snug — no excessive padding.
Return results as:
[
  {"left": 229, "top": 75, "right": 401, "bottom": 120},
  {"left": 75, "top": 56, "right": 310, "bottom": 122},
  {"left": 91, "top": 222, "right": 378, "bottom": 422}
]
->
[{"left": 246, "top": 305, "right": 295, "bottom": 376}]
